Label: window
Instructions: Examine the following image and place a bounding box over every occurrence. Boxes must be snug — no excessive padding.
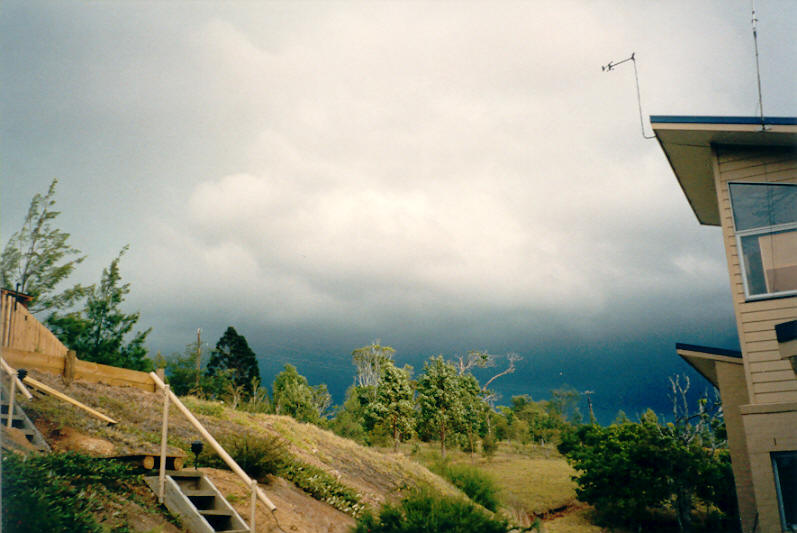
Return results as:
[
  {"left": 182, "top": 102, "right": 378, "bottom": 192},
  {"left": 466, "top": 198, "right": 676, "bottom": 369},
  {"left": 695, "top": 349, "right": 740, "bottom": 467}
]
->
[
  {"left": 772, "top": 451, "right": 797, "bottom": 531},
  {"left": 729, "top": 182, "right": 797, "bottom": 300}
]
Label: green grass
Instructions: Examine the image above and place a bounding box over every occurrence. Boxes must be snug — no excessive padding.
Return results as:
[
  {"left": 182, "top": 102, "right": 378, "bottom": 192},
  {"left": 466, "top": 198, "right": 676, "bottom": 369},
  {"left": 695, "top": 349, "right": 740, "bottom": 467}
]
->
[
  {"left": 411, "top": 441, "right": 578, "bottom": 517},
  {"left": 429, "top": 461, "right": 500, "bottom": 511},
  {"left": 1, "top": 452, "right": 159, "bottom": 533}
]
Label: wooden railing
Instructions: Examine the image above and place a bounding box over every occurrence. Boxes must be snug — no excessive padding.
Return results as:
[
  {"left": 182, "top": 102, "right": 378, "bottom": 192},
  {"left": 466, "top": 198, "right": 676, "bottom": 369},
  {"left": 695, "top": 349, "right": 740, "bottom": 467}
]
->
[
  {"left": 1, "top": 356, "right": 33, "bottom": 427},
  {"left": 150, "top": 372, "right": 277, "bottom": 531}
]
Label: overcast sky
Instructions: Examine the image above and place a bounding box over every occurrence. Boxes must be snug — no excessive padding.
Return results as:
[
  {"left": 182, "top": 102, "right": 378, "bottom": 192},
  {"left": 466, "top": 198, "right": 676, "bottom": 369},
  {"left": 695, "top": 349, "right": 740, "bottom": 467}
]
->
[{"left": 2, "top": 1, "right": 795, "bottom": 422}]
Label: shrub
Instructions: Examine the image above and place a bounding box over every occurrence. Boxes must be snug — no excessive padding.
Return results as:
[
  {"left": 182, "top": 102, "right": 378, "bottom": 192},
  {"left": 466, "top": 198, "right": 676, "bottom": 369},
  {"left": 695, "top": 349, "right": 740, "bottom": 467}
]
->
[
  {"left": 431, "top": 461, "right": 500, "bottom": 511},
  {"left": 182, "top": 396, "right": 225, "bottom": 417},
  {"left": 481, "top": 434, "right": 498, "bottom": 459},
  {"left": 353, "top": 487, "right": 514, "bottom": 533},
  {"left": 2, "top": 452, "right": 142, "bottom": 533},
  {"left": 201, "top": 432, "right": 287, "bottom": 481},
  {"left": 278, "top": 459, "right": 365, "bottom": 517}
]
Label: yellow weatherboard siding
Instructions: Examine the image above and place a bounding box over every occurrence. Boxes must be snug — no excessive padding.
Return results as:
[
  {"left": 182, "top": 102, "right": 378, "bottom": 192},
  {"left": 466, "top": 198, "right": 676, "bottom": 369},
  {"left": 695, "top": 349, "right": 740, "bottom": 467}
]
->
[{"left": 714, "top": 145, "right": 797, "bottom": 404}]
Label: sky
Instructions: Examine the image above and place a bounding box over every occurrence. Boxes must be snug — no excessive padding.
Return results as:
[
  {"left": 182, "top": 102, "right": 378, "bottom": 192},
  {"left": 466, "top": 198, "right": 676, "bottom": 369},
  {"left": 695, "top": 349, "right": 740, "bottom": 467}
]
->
[{"left": 2, "top": 1, "right": 795, "bottom": 423}]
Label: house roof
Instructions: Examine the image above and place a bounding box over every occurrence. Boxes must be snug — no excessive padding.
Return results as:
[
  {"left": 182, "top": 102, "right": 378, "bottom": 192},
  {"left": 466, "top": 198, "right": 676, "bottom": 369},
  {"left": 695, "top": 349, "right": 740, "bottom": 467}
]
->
[
  {"left": 675, "top": 343, "right": 743, "bottom": 388},
  {"left": 650, "top": 115, "right": 797, "bottom": 226}
]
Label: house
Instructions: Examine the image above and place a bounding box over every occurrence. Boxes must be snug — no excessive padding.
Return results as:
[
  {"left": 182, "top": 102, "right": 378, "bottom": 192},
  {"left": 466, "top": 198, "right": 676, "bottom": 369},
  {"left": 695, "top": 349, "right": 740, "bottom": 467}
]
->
[{"left": 652, "top": 116, "right": 796, "bottom": 533}]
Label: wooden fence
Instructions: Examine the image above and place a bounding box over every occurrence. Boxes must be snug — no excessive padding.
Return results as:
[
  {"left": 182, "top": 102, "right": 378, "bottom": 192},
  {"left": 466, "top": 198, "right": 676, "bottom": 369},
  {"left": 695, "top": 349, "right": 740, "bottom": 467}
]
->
[
  {"left": 1, "top": 289, "right": 155, "bottom": 392},
  {"left": 1, "top": 291, "right": 67, "bottom": 356}
]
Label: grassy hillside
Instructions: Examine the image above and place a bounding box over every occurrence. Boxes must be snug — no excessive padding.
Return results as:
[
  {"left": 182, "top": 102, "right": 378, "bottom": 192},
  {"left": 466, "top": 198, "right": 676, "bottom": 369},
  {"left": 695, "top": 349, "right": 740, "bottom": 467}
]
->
[{"left": 14, "top": 370, "right": 611, "bottom": 532}]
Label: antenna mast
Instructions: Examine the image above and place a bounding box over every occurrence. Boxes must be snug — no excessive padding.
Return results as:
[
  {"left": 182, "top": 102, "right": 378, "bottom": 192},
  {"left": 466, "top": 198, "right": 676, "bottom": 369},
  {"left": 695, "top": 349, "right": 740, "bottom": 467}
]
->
[
  {"left": 751, "top": 0, "right": 766, "bottom": 126},
  {"left": 602, "top": 52, "right": 655, "bottom": 139}
]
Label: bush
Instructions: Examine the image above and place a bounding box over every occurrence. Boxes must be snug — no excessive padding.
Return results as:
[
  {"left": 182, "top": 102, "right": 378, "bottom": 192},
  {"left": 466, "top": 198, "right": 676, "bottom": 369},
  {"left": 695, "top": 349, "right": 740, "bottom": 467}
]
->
[
  {"left": 481, "top": 434, "right": 498, "bottom": 459},
  {"left": 278, "top": 459, "right": 364, "bottom": 517},
  {"left": 431, "top": 461, "right": 500, "bottom": 511},
  {"left": 199, "top": 432, "right": 287, "bottom": 481},
  {"left": 353, "top": 487, "right": 514, "bottom": 533},
  {"left": 558, "top": 419, "right": 737, "bottom": 531},
  {"left": 2, "top": 452, "right": 142, "bottom": 533}
]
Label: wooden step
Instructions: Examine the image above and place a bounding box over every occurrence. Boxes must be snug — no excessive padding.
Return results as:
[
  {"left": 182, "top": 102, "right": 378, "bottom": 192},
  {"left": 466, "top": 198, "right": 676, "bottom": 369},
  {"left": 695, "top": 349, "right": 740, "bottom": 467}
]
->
[
  {"left": 183, "top": 489, "right": 216, "bottom": 497},
  {"left": 200, "top": 509, "right": 233, "bottom": 516},
  {"left": 145, "top": 472, "right": 250, "bottom": 533}
]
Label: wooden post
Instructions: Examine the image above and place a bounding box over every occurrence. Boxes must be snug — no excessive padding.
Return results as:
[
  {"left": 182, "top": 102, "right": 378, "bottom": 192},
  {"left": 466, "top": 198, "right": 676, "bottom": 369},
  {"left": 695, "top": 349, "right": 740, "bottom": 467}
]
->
[
  {"left": 159, "top": 384, "right": 170, "bottom": 504},
  {"left": 250, "top": 479, "right": 257, "bottom": 530},
  {"left": 6, "top": 376, "right": 16, "bottom": 427},
  {"left": 155, "top": 368, "right": 165, "bottom": 392},
  {"left": 63, "top": 350, "right": 76, "bottom": 386},
  {"left": 195, "top": 328, "right": 201, "bottom": 390}
]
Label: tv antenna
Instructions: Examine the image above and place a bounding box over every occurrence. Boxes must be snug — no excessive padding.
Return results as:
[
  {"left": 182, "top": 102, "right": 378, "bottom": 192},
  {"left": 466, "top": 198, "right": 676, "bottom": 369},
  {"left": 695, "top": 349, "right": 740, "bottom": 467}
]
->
[
  {"left": 602, "top": 52, "right": 655, "bottom": 140},
  {"left": 751, "top": 0, "right": 766, "bottom": 128}
]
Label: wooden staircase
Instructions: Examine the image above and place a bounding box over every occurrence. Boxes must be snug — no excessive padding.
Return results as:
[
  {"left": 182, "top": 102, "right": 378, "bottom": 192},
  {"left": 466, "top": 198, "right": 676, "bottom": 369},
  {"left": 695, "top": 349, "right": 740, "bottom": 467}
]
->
[
  {"left": 1, "top": 391, "right": 50, "bottom": 453},
  {"left": 145, "top": 470, "right": 250, "bottom": 533}
]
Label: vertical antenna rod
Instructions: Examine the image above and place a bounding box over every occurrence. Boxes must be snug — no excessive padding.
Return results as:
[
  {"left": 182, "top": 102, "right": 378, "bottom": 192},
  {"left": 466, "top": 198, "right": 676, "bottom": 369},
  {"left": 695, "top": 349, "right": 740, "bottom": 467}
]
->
[
  {"left": 602, "top": 52, "right": 655, "bottom": 139},
  {"left": 751, "top": 1, "right": 765, "bottom": 125}
]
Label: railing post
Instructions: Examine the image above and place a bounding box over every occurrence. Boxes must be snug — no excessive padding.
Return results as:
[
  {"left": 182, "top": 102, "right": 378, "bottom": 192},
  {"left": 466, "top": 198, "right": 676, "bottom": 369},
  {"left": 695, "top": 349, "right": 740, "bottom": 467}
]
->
[
  {"left": 159, "top": 383, "right": 170, "bottom": 504},
  {"left": 250, "top": 479, "right": 257, "bottom": 530},
  {"left": 6, "top": 375, "right": 16, "bottom": 427}
]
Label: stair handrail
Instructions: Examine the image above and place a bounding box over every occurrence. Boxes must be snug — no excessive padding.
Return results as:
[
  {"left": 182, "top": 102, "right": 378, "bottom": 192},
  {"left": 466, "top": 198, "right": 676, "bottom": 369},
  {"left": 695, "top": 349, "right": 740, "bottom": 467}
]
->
[
  {"left": 0, "top": 356, "right": 33, "bottom": 400},
  {"left": 1, "top": 354, "right": 33, "bottom": 429},
  {"left": 150, "top": 371, "right": 277, "bottom": 531}
]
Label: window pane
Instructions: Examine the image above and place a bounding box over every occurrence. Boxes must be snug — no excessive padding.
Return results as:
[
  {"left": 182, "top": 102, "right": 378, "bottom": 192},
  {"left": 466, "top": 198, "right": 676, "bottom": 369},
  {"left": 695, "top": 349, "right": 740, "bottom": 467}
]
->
[
  {"left": 773, "top": 451, "right": 797, "bottom": 530},
  {"left": 740, "top": 228, "right": 797, "bottom": 296},
  {"left": 729, "top": 183, "right": 797, "bottom": 231}
]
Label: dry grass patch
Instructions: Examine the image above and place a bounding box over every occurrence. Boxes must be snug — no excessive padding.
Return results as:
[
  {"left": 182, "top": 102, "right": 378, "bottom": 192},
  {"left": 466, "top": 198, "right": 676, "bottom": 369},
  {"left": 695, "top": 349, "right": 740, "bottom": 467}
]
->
[{"left": 544, "top": 506, "right": 623, "bottom": 533}]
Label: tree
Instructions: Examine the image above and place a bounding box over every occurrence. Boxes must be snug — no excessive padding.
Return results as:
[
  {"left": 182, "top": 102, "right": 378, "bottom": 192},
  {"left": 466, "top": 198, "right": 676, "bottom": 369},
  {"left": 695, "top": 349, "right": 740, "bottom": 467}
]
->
[
  {"left": 272, "top": 364, "right": 330, "bottom": 423},
  {"left": 352, "top": 341, "right": 395, "bottom": 388},
  {"left": 416, "top": 356, "right": 466, "bottom": 458},
  {"left": 164, "top": 335, "right": 211, "bottom": 396},
  {"left": 548, "top": 385, "right": 583, "bottom": 425},
  {"left": 329, "top": 386, "right": 372, "bottom": 444},
  {"left": 207, "top": 326, "right": 260, "bottom": 391},
  {"left": 1, "top": 179, "right": 90, "bottom": 313},
  {"left": 455, "top": 351, "right": 520, "bottom": 439},
  {"left": 367, "top": 362, "right": 415, "bottom": 451},
  {"left": 47, "top": 247, "right": 151, "bottom": 371},
  {"left": 459, "top": 373, "right": 488, "bottom": 458}
]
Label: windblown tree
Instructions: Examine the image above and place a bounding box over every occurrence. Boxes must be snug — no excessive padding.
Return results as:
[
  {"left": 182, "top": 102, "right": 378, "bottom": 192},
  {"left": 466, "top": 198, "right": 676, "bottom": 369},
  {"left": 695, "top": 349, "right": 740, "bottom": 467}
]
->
[
  {"left": 47, "top": 247, "right": 151, "bottom": 371},
  {"left": 367, "top": 362, "right": 415, "bottom": 451},
  {"left": 272, "top": 364, "right": 331, "bottom": 423},
  {"left": 207, "top": 326, "right": 260, "bottom": 390},
  {"left": 1, "top": 179, "right": 90, "bottom": 313},
  {"left": 352, "top": 342, "right": 395, "bottom": 388},
  {"left": 416, "top": 356, "right": 466, "bottom": 458}
]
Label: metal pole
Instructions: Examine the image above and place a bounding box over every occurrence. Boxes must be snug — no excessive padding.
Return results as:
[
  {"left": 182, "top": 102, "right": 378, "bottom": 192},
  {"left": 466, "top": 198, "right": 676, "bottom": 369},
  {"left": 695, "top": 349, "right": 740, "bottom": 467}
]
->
[
  {"left": 159, "top": 384, "right": 170, "bottom": 504},
  {"left": 250, "top": 479, "right": 257, "bottom": 530}
]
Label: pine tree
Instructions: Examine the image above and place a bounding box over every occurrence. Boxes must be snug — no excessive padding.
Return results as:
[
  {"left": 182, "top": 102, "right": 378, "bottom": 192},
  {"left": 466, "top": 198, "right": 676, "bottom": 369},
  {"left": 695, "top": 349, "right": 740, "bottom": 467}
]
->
[
  {"left": 207, "top": 326, "right": 260, "bottom": 390},
  {"left": 47, "top": 247, "right": 151, "bottom": 371}
]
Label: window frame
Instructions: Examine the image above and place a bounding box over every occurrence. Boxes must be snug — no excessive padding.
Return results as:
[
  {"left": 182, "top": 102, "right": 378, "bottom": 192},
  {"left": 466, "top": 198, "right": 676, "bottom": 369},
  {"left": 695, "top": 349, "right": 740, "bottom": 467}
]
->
[
  {"left": 728, "top": 181, "right": 797, "bottom": 301},
  {"left": 771, "top": 450, "right": 797, "bottom": 532}
]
